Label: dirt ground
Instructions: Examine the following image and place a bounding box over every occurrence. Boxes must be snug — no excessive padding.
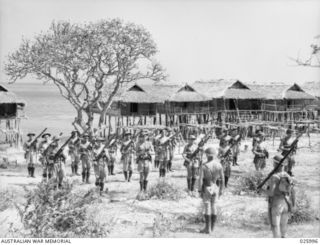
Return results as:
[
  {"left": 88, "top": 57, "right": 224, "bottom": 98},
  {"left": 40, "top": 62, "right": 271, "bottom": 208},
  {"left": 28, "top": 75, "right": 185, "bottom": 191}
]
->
[{"left": 0, "top": 134, "right": 319, "bottom": 238}]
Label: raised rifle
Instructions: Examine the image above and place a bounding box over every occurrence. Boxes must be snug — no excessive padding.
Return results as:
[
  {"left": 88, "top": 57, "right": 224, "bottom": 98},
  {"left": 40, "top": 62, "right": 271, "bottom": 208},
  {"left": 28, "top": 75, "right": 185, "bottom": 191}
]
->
[
  {"left": 95, "top": 134, "right": 117, "bottom": 162},
  {"left": 42, "top": 132, "right": 63, "bottom": 157},
  {"left": 122, "top": 131, "right": 140, "bottom": 153},
  {"left": 29, "top": 128, "right": 48, "bottom": 147},
  {"left": 159, "top": 131, "right": 180, "bottom": 146},
  {"left": 221, "top": 135, "right": 242, "bottom": 159},
  {"left": 73, "top": 127, "right": 91, "bottom": 145},
  {"left": 185, "top": 129, "right": 214, "bottom": 164},
  {"left": 53, "top": 133, "right": 74, "bottom": 162},
  {"left": 257, "top": 130, "right": 304, "bottom": 190}
]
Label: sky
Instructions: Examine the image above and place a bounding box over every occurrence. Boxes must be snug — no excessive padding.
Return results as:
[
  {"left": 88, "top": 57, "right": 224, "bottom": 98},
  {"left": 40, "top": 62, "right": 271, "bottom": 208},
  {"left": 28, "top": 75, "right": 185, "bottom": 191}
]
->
[{"left": 0, "top": 0, "right": 319, "bottom": 85}]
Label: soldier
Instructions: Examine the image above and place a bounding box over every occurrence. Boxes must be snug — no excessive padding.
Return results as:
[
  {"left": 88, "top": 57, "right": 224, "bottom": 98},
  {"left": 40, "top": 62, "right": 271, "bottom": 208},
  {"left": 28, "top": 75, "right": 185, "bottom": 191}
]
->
[
  {"left": 153, "top": 129, "right": 161, "bottom": 169},
  {"left": 68, "top": 131, "right": 81, "bottom": 176},
  {"left": 230, "top": 128, "right": 240, "bottom": 166},
  {"left": 79, "top": 134, "right": 92, "bottom": 183},
  {"left": 252, "top": 132, "right": 269, "bottom": 171},
  {"left": 38, "top": 133, "right": 52, "bottom": 179},
  {"left": 217, "top": 136, "right": 232, "bottom": 188},
  {"left": 167, "top": 128, "right": 176, "bottom": 172},
  {"left": 219, "top": 127, "right": 228, "bottom": 147},
  {"left": 23, "top": 133, "right": 38, "bottom": 178},
  {"left": 198, "top": 147, "right": 224, "bottom": 234},
  {"left": 52, "top": 139, "right": 67, "bottom": 189},
  {"left": 93, "top": 139, "right": 108, "bottom": 195},
  {"left": 252, "top": 129, "right": 262, "bottom": 148},
  {"left": 279, "top": 129, "right": 296, "bottom": 176},
  {"left": 158, "top": 129, "right": 170, "bottom": 178},
  {"left": 107, "top": 138, "right": 117, "bottom": 176},
  {"left": 136, "top": 131, "right": 154, "bottom": 191},
  {"left": 43, "top": 138, "right": 59, "bottom": 180},
  {"left": 265, "top": 155, "right": 295, "bottom": 238},
  {"left": 120, "top": 132, "right": 135, "bottom": 182},
  {"left": 183, "top": 135, "right": 202, "bottom": 193}
]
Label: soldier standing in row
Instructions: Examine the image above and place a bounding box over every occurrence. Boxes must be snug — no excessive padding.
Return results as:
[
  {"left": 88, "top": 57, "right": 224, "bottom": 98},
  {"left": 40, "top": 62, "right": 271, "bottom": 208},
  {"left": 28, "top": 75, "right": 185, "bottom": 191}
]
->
[
  {"left": 158, "top": 129, "right": 170, "bottom": 178},
  {"left": 183, "top": 135, "right": 202, "bottom": 193},
  {"left": 252, "top": 132, "right": 269, "bottom": 171},
  {"left": 23, "top": 133, "right": 38, "bottom": 178},
  {"left": 265, "top": 155, "right": 295, "bottom": 238},
  {"left": 43, "top": 138, "right": 59, "bottom": 180},
  {"left": 120, "top": 132, "right": 135, "bottom": 182},
  {"left": 167, "top": 128, "right": 176, "bottom": 172},
  {"left": 153, "top": 129, "right": 161, "bottom": 169},
  {"left": 217, "top": 136, "right": 232, "bottom": 188},
  {"left": 69, "top": 131, "right": 80, "bottom": 176},
  {"left": 93, "top": 139, "right": 108, "bottom": 195},
  {"left": 80, "top": 134, "right": 92, "bottom": 183},
  {"left": 230, "top": 128, "right": 240, "bottom": 166},
  {"left": 198, "top": 147, "right": 224, "bottom": 234},
  {"left": 52, "top": 139, "right": 67, "bottom": 189},
  {"left": 136, "top": 131, "right": 154, "bottom": 191},
  {"left": 107, "top": 138, "right": 117, "bottom": 176},
  {"left": 279, "top": 129, "right": 296, "bottom": 176},
  {"left": 38, "top": 133, "right": 51, "bottom": 179}
]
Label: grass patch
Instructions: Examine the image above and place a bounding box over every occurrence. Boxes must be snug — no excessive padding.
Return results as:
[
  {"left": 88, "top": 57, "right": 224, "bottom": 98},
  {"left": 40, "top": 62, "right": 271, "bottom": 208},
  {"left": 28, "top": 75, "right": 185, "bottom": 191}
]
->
[
  {"left": 16, "top": 180, "right": 108, "bottom": 238},
  {"left": 233, "top": 171, "right": 265, "bottom": 195},
  {"left": 137, "top": 180, "right": 187, "bottom": 201}
]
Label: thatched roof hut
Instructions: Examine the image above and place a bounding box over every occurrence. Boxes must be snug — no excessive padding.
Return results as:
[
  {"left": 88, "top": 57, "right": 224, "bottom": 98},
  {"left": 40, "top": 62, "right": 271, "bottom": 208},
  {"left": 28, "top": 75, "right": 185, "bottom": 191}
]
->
[
  {"left": 248, "top": 83, "right": 314, "bottom": 100},
  {"left": 0, "top": 85, "right": 25, "bottom": 106},
  {"left": 301, "top": 81, "right": 320, "bottom": 98},
  {"left": 168, "top": 84, "right": 210, "bottom": 102},
  {"left": 192, "top": 79, "right": 264, "bottom": 99}
]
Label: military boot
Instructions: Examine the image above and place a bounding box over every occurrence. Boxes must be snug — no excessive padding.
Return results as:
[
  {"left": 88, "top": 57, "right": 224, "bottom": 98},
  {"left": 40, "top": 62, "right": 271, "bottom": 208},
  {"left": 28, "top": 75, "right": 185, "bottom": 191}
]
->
[
  {"left": 211, "top": 215, "right": 217, "bottom": 232},
  {"left": 187, "top": 179, "right": 191, "bottom": 191},
  {"left": 128, "top": 171, "right": 132, "bottom": 182},
  {"left": 200, "top": 215, "right": 211, "bottom": 234},
  {"left": 111, "top": 165, "right": 115, "bottom": 175},
  {"left": 225, "top": 176, "right": 229, "bottom": 188},
  {"left": 86, "top": 171, "right": 90, "bottom": 183},
  {"left": 27, "top": 167, "right": 31, "bottom": 177},
  {"left": 143, "top": 180, "right": 148, "bottom": 191},
  {"left": 71, "top": 165, "right": 75, "bottom": 175},
  {"left": 124, "top": 171, "right": 128, "bottom": 181},
  {"left": 140, "top": 181, "right": 143, "bottom": 191},
  {"left": 191, "top": 178, "right": 196, "bottom": 191},
  {"left": 31, "top": 167, "right": 35, "bottom": 178},
  {"left": 82, "top": 171, "right": 86, "bottom": 182}
]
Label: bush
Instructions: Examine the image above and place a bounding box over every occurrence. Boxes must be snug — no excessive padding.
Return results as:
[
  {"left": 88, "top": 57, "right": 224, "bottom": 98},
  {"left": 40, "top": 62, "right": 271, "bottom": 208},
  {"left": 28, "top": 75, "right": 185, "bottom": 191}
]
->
[
  {"left": 289, "top": 189, "right": 317, "bottom": 224},
  {"left": 137, "top": 180, "right": 187, "bottom": 201},
  {"left": 152, "top": 213, "right": 184, "bottom": 237},
  {"left": 17, "top": 180, "right": 108, "bottom": 238},
  {"left": 0, "top": 189, "right": 14, "bottom": 212},
  {"left": 234, "top": 171, "right": 265, "bottom": 194}
]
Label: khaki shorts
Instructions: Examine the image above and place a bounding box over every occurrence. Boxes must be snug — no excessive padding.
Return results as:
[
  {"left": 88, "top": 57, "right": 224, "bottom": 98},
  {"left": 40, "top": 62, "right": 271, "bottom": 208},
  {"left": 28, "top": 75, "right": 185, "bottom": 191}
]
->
[{"left": 137, "top": 160, "right": 151, "bottom": 173}]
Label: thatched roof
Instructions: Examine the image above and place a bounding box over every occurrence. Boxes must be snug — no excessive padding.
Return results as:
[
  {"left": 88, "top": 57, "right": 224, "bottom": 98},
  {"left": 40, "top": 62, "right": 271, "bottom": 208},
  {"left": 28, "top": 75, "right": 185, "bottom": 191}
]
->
[
  {"left": 192, "top": 79, "right": 263, "bottom": 99},
  {"left": 248, "top": 83, "right": 315, "bottom": 100},
  {"left": 169, "top": 84, "right": 210, "bottom": 102},
  {"left": 0, "top": 85, "right": 26, "bottom": 106},
  {"left": 301, "top": 81, "right": 320, "bottom": 98}
]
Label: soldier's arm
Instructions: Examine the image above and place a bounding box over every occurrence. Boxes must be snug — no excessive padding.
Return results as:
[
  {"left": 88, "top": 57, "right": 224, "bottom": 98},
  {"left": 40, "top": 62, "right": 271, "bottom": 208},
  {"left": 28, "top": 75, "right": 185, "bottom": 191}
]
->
[{"left": 219, "top": 167, "right": 225, "bottom": 196}]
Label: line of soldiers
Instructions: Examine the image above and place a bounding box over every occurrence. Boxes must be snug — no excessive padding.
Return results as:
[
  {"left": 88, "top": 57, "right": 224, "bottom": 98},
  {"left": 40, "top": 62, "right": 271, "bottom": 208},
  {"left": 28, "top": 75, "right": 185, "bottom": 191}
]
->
[{"left": 23, "top": 126, "right": 298, "bottom": 237}]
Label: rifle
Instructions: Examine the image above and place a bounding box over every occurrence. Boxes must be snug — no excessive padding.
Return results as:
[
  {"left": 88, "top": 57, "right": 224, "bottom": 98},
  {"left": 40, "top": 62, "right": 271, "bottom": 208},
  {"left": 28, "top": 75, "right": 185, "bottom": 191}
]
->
[
  {"left": 257, "top": 130, "right": 304, "bottom": 190},
  {"left": 221, "top": 135, "right": 242, "bottom": 159},
  {"left": 185, "top": 129, "right": 214, "bottom": 164},
  {"left": 122, "top": 131, "right": 140, "bottom": 153},
  {"left": 42, "top": 133, "right": 63, "bottom": 157},
  {"left": 29, "top": 128, "right": 48, "bottom": 147},
  {"left": 159, "top": 131, "right": 180, "bottom": 146},
  {"left": 53, "top": 133, "right": 74, "bottom": 162},
  {"left": 73, "top": 127, "right": 91, "bottom": 145},
  {"left": 95, "top": 134, "right": 117, "bottom": 162}
]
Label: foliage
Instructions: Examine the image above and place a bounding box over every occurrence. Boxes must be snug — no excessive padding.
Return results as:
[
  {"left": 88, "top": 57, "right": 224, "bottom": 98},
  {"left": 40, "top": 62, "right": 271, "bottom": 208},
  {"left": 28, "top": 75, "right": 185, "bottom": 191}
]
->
[
  {"left": 289, "top": 189, "right": 318, "bottom": 224},
  {"left": 17, "top": 180, "right": 108, "bottom": 238},
  {"left": 5, "top": 19, "right": 166, "bottom": 129},
  {"left": 152, "top": 213, "right": 184, "bottom": 237},
  {"left": 233, "top": 171, "right": 265, "bottom": 194},
  {"left": 137, "top": 180, "right": 186, "bottom": 201},
  {"left": 0, "top": 189, "right": 14, "bottom": 212},
  {"left": 294, "top": 35, "right": 320, "bottom": 68}
]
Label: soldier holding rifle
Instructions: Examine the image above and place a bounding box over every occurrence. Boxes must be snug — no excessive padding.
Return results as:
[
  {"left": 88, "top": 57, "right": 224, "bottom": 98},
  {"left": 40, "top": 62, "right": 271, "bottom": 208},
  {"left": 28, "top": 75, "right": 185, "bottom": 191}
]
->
[
  {"left": 107, "top": 137, "right": 117, "bottom": 176},
  {"left": 39, "top": 133, "right": 51, "bottom": 179},
  {"left": 120, "top": 132, "right": 135, "bottom": 182},
  {"left": 217, "top": 135, "right": 232, "bottom": 188},
  {"left": 93, "top": 139, "right": 108, "bottom": 195},
  {"left": 167, "top": 128, "right": 177, "bottom": 172},
  {"left": 80, "top": 134, "right": 93, "bottom": 183},
  {"left": 158, "top": 129, "right": 170, "bottom": 178},
  {"left": 136, "top": 131, "right": 154, "bottom": 192},
  {"left": 183, "top": 135, "right": 202, "bottom": 193},
  {"left": 23, "top": 128, "right": 47, "bottom": 178},
  {"left": 279, "top": 128, "right": 297, "bottom": 176},
  {"left": 68, "top": 131, "right": 81, "bottom": 176}
]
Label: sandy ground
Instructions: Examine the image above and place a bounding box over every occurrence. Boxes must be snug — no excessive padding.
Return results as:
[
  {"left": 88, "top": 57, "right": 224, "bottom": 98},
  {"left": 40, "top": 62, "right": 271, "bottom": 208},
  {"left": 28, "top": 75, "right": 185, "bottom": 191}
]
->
[{"left": 0, "top": 135, "right": 320, "bottom": 238}]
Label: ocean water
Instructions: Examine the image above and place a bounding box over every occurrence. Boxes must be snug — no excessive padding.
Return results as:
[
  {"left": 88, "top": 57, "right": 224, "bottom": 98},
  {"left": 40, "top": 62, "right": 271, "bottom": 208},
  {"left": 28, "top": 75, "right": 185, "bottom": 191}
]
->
[{"left": 5, "top": 82, "right": 76, "bottom": 137}]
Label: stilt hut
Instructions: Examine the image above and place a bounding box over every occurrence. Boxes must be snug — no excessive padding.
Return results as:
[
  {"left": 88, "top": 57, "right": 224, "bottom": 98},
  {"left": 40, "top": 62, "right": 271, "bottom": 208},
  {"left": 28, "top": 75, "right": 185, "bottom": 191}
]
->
[
  {"left": 0, "top": 85, "right": 26, "bottom": 147},
  {"left": 192, "top": 79, "right": 264, "bottom": 123},
  {"left": 248, "top": 83, "right": 315, "bottom": 122}
]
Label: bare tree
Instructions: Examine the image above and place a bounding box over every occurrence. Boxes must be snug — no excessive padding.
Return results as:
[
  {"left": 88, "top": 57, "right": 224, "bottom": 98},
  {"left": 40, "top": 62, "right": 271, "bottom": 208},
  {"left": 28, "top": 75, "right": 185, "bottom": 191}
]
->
[
  {"left": 5, "top": 19, "right": 166, "bottom": 131},
  {"left": 294, "top": 35, "right": 320, "bottom": 68}
]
